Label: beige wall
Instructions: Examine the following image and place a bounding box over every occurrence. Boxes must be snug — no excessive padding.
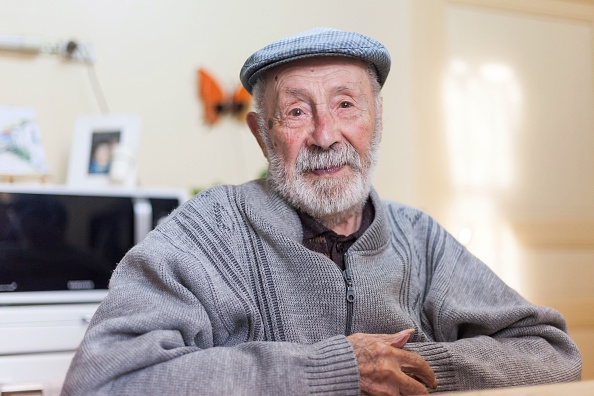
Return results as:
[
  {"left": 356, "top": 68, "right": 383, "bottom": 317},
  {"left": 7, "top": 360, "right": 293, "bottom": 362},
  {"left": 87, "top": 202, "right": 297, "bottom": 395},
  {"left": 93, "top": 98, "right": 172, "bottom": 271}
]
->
[
  {"left": 408, "top": 0, "right": 594, "bottom": 379},
  {"left": 0, "top": 0, "right": 414, "bottom": 202},
  {"left": 1, "top": 0, "right": 593, "bottom": 381}
]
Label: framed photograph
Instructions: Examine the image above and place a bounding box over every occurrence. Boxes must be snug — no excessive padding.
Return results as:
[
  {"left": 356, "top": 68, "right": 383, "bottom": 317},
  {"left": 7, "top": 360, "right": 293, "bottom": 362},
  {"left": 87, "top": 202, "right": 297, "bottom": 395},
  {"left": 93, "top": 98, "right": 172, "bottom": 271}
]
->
[{"left": 67, "top": 114, "right": 141, "bottom": 188}]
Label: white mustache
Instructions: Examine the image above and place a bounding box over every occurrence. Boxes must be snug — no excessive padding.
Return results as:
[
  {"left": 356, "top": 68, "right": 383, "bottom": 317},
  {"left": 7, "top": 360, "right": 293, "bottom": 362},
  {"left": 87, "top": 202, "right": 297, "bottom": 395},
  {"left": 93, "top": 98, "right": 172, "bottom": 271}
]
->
[{"left": 295, "top": 144, "right": 362, "bottom": 173}]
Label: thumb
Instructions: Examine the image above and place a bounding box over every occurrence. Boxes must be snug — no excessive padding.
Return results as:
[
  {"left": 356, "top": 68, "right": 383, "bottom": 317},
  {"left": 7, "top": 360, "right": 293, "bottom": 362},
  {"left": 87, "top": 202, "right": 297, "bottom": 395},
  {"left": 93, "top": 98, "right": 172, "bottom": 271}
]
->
[{"left": 390, "top": 328, "right": 414, "bottom": 348}]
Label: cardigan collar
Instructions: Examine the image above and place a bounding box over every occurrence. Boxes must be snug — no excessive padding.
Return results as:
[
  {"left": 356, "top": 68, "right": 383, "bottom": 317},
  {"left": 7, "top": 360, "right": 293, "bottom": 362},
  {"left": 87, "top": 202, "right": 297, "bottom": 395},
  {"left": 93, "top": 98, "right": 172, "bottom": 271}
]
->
[{"left": 239, "top": 178, "right": 391, "bottom": 254}]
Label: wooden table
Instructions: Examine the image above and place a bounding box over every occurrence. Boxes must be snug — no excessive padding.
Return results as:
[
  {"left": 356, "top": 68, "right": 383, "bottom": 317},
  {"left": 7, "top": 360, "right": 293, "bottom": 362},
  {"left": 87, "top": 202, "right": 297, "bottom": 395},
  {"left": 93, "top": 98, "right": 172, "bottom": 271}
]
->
[{"left": 447, "top": 380, "right": 594, "bottom": 395}]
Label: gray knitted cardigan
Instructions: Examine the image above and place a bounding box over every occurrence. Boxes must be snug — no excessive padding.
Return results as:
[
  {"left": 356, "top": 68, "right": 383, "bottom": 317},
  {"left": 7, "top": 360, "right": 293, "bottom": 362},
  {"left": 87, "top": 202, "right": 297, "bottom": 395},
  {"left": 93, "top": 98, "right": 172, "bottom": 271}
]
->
[{"left": 61, "top": 179, "right": 581, "bottom": 395}]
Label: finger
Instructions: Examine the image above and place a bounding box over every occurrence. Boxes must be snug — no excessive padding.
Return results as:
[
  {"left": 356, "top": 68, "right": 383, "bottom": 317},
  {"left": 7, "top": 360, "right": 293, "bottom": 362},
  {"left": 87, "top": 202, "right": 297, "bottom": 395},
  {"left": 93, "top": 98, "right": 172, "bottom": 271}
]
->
[
  {"left": 401, "top": 366, "right": 437, "bottom": 389},
  {"left": 348, "top": 330, "right": 412, "bottom": 352},
  {"left": 395, "top": 371, "right": 431, "bottom": 395},
  {"left": 399, "top": 354, "right": 438, "bottom": 389},
  {"left": 405, "top": 371, "right": 438, "bottom": 390},
  {"left": 389, "top": 328, "right": 414, "bottom": 348}
]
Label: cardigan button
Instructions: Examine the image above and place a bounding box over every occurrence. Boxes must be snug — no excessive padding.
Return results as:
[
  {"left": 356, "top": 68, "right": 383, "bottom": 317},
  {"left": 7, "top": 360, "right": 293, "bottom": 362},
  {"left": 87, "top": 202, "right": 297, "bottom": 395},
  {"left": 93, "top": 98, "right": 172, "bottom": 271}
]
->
[{"left": 336, "top": 242, "right": 344, "bottom": 253}]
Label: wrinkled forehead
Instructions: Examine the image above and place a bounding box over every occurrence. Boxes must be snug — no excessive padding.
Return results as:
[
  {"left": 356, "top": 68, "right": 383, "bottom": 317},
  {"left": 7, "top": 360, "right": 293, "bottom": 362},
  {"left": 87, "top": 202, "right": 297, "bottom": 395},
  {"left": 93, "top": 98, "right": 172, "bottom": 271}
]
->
[{"left": 261, "top": 56, "right": 374, "bottom": 98}]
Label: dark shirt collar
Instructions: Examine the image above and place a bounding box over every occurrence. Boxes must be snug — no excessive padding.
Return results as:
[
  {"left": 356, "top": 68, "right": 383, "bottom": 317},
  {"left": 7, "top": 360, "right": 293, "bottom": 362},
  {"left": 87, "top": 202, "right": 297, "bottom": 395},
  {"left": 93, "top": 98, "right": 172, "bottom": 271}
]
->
[
  {"left": 298, "top": 199, "right": 375, "bottom": 272},
  {"left": 299, "top": 199, "right": 374, "bottom": 240}
]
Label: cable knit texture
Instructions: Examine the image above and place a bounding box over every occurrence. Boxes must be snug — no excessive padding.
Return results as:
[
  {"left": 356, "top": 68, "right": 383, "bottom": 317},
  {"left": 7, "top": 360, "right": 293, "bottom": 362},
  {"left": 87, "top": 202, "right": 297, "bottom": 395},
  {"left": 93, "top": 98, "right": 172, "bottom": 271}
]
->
[{"left": 61, "top": 179, "right": 582, "bottom": 395}]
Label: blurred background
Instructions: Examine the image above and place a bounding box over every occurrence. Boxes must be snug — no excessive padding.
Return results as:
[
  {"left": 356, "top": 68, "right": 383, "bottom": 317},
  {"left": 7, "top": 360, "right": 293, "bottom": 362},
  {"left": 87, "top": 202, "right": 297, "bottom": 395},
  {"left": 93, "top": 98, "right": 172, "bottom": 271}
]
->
[{"left": 0, "top": 0, "right": 592, "bottom": 380}]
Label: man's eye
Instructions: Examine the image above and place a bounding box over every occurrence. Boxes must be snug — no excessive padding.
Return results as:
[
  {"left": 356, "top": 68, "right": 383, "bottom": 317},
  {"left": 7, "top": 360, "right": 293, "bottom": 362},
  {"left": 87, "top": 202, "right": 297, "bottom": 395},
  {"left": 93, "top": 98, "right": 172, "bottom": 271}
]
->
[
  {"left": 340, "top": 101, "right": 353, "bottom": 108},
  {"left": 289, "top": 108, "right": 303, "bottom": 116}
]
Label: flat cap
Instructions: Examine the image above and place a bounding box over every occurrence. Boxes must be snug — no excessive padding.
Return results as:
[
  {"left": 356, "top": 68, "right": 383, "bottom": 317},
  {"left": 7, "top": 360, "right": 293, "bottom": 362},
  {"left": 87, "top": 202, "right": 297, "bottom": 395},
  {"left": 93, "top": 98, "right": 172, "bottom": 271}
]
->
[{"left": 240, "top": 27, "right": 391, "bottom": 94}]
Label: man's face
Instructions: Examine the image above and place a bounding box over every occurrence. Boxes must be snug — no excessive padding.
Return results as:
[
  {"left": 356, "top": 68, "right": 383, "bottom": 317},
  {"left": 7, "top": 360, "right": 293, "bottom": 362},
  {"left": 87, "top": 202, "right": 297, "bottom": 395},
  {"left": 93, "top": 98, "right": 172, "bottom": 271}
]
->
[{"left": 251, "top": 57, "right": 381, "bottom": 223}]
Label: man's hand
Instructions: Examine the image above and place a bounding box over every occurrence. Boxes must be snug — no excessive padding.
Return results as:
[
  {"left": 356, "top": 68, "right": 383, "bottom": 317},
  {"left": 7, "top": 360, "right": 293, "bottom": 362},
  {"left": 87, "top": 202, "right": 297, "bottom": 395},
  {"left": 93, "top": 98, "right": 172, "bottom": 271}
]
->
[{"left": 347, "top": 329, "right": 437, "bottom": 396}]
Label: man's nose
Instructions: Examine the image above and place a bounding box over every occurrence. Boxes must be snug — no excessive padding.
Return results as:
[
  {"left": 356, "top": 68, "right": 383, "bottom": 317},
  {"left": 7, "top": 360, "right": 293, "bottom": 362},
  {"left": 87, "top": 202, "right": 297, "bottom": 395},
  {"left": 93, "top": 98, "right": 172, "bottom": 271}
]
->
[{"left": 308, "top": 108, "right": 341, "bottom": 149}]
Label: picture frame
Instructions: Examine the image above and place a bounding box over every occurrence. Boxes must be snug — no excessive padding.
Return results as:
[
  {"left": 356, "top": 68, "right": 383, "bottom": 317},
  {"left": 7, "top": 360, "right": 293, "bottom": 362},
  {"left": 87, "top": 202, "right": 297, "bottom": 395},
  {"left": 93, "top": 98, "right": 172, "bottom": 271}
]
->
[
  {"left": 67, "top": 114, "right": 141, "bottom": 188},
  {"left": 0, "top": 106, "right": 48, "bottom": 180}
]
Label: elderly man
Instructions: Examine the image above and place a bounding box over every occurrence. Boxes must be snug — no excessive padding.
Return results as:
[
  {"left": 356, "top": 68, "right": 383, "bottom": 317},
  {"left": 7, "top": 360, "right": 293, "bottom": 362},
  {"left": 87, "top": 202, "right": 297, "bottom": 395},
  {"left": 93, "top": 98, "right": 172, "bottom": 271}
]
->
[{"left": 61, "top": 28, "right": 581, "bottom": 395}]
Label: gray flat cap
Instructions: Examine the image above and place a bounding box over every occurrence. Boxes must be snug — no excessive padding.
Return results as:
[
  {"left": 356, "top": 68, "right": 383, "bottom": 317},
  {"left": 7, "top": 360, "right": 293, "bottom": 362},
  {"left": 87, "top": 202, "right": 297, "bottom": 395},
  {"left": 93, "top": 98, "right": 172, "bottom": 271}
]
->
[{"left": 240, "top": 27, "right": 391, "bottom": 94}]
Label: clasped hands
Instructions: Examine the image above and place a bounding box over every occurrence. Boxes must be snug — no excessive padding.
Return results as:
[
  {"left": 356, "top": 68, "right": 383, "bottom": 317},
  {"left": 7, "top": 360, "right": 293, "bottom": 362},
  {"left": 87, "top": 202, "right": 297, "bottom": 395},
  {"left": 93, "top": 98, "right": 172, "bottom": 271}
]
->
[{"left": 347, "top": 329, "right": 437, "bottom": 396}]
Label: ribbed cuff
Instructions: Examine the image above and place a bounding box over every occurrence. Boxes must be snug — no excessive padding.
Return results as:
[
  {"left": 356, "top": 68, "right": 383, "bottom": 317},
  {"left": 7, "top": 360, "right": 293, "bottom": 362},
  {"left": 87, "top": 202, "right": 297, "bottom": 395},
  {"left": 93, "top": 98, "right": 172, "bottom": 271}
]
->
[
  {"left": 405, "top": 342, "right": 458, "bottom": 393},
  {"left": 305, "top": 335, "right": 360, "bottom": 395}
]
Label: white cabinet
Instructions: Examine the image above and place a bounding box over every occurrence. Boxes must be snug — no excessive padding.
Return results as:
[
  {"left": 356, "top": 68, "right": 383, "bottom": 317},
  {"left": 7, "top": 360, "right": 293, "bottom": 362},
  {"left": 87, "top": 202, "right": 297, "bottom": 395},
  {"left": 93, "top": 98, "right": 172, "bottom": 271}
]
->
[{"left": 0, "top": 304, "right": 99, "bottom": 395}]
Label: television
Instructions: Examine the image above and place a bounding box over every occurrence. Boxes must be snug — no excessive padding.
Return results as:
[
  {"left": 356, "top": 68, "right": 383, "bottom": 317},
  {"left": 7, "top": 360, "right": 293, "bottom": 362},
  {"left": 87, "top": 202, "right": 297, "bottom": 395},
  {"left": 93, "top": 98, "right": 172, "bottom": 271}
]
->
[{"left": 0, "top": 184, "right": 187, "bottom": 305}]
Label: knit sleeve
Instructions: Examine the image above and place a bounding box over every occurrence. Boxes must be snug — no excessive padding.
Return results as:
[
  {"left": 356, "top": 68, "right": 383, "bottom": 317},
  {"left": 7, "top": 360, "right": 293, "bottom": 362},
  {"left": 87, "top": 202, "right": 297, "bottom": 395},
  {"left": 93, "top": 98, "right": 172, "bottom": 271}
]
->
[
  {"left": 60, "top": 188, "right": 361, "bottom": 396},
  {"left": 403, "top": 220, "right": 582, "bottom": 392}
]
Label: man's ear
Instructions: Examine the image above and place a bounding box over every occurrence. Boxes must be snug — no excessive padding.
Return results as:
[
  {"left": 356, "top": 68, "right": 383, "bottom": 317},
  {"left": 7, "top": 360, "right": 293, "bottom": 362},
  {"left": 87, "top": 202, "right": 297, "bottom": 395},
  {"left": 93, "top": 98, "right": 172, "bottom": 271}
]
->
[{"left": 247, "top": 112, "right": 268, "bottom": 159}]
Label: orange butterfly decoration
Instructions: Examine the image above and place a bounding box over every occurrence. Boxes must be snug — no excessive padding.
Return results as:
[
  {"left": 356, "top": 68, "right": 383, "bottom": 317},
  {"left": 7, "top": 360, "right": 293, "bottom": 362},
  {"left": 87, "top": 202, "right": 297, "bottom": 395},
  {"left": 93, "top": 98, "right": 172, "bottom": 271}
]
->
[{"left": 197, "top": 68, "right": 252, "bottom": 125}]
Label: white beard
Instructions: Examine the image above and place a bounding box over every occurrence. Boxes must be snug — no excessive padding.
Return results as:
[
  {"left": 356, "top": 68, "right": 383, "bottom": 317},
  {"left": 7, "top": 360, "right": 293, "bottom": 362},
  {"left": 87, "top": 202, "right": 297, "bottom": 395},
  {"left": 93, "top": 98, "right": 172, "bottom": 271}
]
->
[{"left": 261, "top": 118, "right": 381, "bottom": 226}]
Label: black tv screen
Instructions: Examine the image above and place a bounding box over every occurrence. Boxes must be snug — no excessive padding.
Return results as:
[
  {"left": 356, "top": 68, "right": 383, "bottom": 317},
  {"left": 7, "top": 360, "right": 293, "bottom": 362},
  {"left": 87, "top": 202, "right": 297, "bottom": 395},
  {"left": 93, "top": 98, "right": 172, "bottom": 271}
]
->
[{"left": 0, "top": 187, "right": 184, "bottom": 303}]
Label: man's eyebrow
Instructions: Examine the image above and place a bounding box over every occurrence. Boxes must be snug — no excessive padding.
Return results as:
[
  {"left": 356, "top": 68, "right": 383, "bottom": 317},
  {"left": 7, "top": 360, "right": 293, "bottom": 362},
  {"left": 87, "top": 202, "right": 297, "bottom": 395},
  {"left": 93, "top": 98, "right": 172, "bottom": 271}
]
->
[
  {"left": 332, "top": 85, "right": 353, "bottom": 94},
  {"left": 283, "top": 87, "right": 308, "bottom": 98},
  {"left": 283, "top": 85, "right": 354, "bottom": 98}
]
